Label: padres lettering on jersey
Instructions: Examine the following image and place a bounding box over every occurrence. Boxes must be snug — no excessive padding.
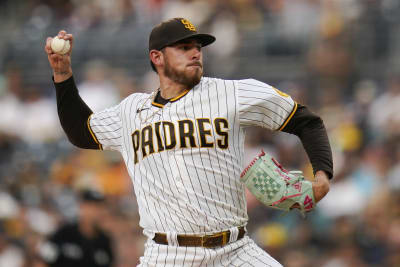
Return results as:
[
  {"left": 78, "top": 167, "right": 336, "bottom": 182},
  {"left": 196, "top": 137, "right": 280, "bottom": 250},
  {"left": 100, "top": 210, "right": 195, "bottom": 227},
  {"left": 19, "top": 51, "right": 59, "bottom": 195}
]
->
[
  {"left": 88, "top": 77, "right": 295, "bottom": 236},
  {"left": 131, "top": 118, "right": 228, "bottom": 164}
]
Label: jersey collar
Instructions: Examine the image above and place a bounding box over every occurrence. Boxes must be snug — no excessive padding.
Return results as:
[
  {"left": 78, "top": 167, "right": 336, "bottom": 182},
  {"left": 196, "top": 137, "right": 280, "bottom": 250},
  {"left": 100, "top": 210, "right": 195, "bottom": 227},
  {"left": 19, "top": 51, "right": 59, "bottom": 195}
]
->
[{"left": 151, "top": 88, "right": 191, "bottom": 108}]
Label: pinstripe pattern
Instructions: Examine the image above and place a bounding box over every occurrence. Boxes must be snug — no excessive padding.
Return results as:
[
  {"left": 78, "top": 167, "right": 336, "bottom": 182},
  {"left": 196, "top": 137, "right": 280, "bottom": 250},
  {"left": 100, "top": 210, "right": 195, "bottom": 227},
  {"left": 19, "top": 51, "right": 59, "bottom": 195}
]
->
[
  {"left": 237, "top": 79, "right": 295, "bottom": 130},
  {"left": 137, "top": 236, "right": 282, "bottom": 266},
  {"left": 89, "top": 77, "right": 294, "bottom": 266}
]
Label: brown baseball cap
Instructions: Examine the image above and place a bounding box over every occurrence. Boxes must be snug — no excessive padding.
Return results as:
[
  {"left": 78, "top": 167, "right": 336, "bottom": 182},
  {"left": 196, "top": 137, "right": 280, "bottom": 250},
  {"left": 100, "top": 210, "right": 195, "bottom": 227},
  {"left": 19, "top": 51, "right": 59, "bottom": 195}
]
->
[{"left": 149, "top": 18, "right": 216, "bottom": 51}]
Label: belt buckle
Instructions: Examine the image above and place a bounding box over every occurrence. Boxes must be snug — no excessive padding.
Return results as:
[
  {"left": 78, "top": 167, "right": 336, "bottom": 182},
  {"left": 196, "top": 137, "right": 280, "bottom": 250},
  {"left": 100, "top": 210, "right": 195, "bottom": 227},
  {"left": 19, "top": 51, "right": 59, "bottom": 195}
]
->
[
  {"left": 221, "top": 231, "right": 228, "bottom": 246},
  {"left": 201, "top": 231, "right": 229, "bottom": 248}
]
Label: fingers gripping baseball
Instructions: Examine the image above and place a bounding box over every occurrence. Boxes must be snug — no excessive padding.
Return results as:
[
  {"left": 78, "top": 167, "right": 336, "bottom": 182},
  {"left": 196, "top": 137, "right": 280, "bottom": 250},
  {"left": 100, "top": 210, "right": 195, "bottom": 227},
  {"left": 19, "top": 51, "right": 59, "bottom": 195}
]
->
[{"left": 45, "top": 30, "right": 73, "bottom": 80}]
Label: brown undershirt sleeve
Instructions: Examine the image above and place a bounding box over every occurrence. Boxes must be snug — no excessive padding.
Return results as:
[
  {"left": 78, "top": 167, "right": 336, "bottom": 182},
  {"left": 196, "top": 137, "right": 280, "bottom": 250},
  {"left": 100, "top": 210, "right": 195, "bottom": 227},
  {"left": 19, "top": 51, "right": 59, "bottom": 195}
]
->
[
  {"left": 53, "top": 76, "right": 100, "bottom": 149},
  {"left": 280, "top": 104, "right": 333, "bottom": 179}
]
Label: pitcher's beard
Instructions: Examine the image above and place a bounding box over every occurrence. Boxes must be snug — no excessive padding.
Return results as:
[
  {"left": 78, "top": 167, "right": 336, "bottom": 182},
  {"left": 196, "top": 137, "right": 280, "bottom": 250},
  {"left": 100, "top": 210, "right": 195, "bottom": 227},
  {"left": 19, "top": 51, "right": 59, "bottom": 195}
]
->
[{"left": 164, "top": 60, "right": 202, "bottom": 89}]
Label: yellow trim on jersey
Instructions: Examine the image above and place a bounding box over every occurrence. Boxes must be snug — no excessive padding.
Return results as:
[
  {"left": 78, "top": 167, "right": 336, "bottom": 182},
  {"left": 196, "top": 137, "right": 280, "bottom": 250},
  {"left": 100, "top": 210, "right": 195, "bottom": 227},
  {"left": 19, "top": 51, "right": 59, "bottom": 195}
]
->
[
  {"left": 272, "top": 87, "right": 289, "bottom": 97},
  {"left": 87, "top": 114, "right": 103, "bottom": 150},
  {"left": 151, "top": 89, "right": 190, "bottom": 107},
  {"left": 151, "top": 101, "right": 164, "bottom": 108},
  {"left": 278, "top": 102, "right": 298, "bottom": 131},
  {"left": 170, "top": 89, "right": 190, "bottom": 102}
]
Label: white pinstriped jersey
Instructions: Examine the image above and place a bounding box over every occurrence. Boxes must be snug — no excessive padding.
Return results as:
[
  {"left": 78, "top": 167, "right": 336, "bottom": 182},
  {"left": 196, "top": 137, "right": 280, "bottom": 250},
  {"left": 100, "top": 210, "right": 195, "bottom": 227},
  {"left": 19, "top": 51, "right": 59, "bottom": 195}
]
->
[{"left": 88, "top": 77, "right": 296, "bottom": 238}]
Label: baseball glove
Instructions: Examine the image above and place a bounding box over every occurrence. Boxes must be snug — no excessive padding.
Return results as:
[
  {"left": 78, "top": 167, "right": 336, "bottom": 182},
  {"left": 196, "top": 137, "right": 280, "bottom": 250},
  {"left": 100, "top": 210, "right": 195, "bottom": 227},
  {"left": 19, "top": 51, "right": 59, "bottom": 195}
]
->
[{"left": 241, "top": 150, "right": 315, "bottom": 215}]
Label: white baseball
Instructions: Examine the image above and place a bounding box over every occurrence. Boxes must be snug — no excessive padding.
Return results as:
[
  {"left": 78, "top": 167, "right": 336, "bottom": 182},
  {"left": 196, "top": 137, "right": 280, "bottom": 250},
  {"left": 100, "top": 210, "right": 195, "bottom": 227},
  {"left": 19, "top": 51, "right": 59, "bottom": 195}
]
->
[{"left": 50, "top": 36, "right": 70, "bottom": 55}]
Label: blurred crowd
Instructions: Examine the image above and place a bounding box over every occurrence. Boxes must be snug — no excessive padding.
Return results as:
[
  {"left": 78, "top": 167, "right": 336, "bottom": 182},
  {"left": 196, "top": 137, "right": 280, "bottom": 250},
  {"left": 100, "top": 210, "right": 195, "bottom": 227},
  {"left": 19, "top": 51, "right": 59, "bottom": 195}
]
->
[{"left": 0, "top": 0, "right": 400, "bottom": 266}]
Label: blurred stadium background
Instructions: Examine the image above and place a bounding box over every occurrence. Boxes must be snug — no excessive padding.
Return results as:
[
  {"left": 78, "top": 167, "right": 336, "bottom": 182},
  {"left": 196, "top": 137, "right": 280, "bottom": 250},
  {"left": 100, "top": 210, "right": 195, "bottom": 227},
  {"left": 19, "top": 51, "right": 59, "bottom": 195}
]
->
[{"left": 1, "top": 0, "right": 400, "bottom": 266}]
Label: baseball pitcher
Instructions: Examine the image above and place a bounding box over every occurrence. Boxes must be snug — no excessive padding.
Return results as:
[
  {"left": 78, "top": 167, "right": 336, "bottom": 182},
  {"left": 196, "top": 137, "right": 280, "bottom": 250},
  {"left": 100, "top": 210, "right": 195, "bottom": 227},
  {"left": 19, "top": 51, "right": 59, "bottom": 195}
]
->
[{"left": 44, "top": 18, "right": 333, "bottom": 266}]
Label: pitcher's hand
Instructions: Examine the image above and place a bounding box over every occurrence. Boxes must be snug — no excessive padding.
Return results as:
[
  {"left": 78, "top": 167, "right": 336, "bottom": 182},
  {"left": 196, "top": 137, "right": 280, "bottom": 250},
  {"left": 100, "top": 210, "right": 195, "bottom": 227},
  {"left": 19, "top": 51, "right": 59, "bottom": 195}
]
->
[{"left": 45, "top": 30, "right": 73, "bottom": 82}]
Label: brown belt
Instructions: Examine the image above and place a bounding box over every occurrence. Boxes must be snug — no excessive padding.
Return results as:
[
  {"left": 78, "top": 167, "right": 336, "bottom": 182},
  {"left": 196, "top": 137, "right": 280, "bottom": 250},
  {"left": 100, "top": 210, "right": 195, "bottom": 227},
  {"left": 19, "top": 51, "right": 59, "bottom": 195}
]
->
[{"left": 153, "top": 226, "right": 246, "bottom": 248}]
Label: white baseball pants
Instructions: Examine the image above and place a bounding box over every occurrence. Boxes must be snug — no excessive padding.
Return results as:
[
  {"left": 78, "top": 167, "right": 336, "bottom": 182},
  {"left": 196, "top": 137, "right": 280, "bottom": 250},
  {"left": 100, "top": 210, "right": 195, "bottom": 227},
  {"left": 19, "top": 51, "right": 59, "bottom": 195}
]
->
[{"left": 138, "top": 236, "right": 282, "bottom": 267}]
